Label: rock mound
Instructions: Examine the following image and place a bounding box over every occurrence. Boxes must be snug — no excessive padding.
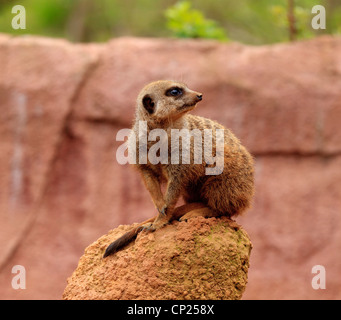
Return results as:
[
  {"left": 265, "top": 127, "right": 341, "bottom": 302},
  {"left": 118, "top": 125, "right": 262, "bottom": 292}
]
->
[{"left": 63, "top": 216, "right": 252, "bottom": 300}]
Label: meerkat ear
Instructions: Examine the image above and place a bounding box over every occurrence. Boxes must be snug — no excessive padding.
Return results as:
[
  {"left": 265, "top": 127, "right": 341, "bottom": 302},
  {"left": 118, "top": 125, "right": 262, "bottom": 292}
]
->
[{"left": 142, "top": 95, "right": 155, "bottom": 114}]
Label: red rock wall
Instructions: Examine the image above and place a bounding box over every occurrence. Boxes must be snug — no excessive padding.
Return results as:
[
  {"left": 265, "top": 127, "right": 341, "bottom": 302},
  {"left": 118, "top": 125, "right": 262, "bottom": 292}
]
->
[{"left": 0, "top": 34, "right": 340, "bottom": 299}]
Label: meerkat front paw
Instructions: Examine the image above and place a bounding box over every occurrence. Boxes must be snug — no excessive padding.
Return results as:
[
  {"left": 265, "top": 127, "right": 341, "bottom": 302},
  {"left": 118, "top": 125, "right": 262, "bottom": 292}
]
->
[
  {"left": 158, "top": 205, "right": 168, "bottom": 216},
  {"left": 151, "top": 219, "right": 168, "bottom": 230},
  {"left": 140, "top": 222, "right": 155, "bottom": 232}
]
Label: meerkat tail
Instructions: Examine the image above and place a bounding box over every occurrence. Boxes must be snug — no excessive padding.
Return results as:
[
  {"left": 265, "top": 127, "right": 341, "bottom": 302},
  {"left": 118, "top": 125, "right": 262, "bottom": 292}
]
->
[
  {"left": 103, "top": 203, "right": 207, "bottom": 258},
  {"left": 103, "top": 226, "right": 141, "bottom": 258},
  {"left": 103, "top": 217, "right": 155, "bottom": 258}
]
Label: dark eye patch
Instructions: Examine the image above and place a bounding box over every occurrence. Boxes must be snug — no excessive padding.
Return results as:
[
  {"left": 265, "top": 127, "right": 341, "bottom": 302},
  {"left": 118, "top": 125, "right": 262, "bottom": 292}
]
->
[
  {"left": 142, "top": 94, "right": 155, "bottom": 114},
  {"left": 165, "top": 87, "right": 183, "bottom": 97}
]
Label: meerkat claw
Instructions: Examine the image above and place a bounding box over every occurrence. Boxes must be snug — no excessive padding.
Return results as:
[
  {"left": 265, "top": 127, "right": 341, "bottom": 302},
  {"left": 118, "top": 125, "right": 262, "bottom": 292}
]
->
[
  {"left": 140, "top": 223, "right": 155, "bottom": 232},
  {"left": 158, "top": 206, "right": 167, "bottom": 216}
]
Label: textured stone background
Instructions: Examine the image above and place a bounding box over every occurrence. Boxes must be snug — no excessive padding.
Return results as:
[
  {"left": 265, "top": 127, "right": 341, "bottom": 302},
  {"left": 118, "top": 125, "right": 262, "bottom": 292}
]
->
[{"left": 0, "top": 34, "right": 340, "bottom": 299}]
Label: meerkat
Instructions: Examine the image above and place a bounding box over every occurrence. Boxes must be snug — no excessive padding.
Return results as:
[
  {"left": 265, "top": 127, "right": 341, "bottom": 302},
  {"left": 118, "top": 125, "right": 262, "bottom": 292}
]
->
[{"left": 103, "top": 80, "right": 254, "bottom": 258}]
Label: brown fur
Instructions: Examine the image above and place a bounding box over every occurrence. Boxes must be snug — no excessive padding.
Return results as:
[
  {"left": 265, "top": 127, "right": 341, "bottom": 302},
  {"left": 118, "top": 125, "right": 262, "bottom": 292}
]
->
[{"left": 103, "top": 80, "right": 254, "bottom": 258}]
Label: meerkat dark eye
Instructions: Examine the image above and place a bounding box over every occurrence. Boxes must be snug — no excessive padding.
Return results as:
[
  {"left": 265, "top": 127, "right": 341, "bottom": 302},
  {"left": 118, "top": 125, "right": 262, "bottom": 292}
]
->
[{"left": 166, "top": 87, "right": 183, "bottom": 97}]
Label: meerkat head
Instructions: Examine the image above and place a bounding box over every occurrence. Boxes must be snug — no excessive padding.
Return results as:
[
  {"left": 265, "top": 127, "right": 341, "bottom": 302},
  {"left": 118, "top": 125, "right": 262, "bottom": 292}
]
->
[{"left": 136, "top": 80, "right": 203, "bottom": 122}]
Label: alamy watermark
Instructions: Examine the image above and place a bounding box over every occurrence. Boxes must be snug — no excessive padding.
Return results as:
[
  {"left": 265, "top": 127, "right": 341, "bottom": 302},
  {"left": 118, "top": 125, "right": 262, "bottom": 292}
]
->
[
  {"left": 11, "top": 5, "right": 26, "bottom": 30},
  {"left": 116, "top": 121, "right": 225, "bottom": 175},
  {"left": 311, "top": 265, "right": 326, "bottom": 290},
  {"left": 311, "top": 5, "right": 326, "bottom": 30},
  {"left": 10, "top": 4, "right": 326, "bottom": 32},
  {"left": 9, "top": 264, "right": 327, "bottom": 291},
  {"left": 11, "top": 265, "right": 26, "bottom": 290}
]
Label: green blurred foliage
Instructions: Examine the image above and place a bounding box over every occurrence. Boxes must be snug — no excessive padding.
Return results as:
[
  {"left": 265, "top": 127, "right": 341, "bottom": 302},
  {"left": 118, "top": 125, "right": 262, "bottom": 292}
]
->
[
  {"left": 165, "top": 1, "right": 227, "bottom": 40},
  {"left": 270, "top": 0, "right": 328, "bottom": 40},
  {"left": 0, "top": 0, "right": 340, "bottom": 43}
]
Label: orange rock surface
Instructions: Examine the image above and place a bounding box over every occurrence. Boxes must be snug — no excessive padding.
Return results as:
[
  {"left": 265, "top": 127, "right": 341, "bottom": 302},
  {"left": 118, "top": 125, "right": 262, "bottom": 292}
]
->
[{"left": 63, "top": 217, "right": 251, "bottom": 300}]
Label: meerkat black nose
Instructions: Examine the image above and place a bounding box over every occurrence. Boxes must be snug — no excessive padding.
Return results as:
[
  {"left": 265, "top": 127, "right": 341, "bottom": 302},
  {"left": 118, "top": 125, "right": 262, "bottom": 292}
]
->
[{"left": 197, "top": 94, "right": 203, "bottom": 101}]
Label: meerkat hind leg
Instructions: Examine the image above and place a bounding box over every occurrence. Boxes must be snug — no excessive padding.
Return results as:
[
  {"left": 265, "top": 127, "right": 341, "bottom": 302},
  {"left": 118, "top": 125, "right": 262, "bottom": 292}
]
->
[
  {"left": 141, "top": 203, "right": 217, "bottom": 232},
  {"left": 172, "top": 202, "right": 207, "bottom": 219},
  {"left": 147, "top": 203, "right": 209, "bottom": 230},
  {"left": 179, "top": 206, "right": 221, "bottom": 222}
]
